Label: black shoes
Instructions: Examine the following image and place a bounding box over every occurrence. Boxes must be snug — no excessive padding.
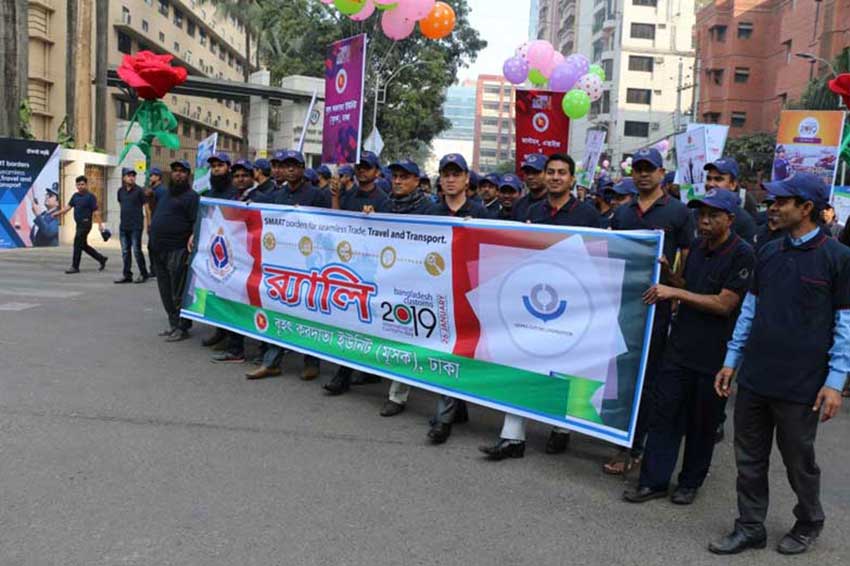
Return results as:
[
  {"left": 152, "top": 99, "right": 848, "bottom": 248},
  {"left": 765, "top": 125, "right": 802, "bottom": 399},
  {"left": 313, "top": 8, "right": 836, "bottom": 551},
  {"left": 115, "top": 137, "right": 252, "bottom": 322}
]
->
[
  {"left": 114, "top": 277, "right": 133, "bottom": 284},
  {"left": 708, "top": 528, "right": 767, "bottom": 555},
  {"left": 670, "top": 486, "right": 698, "bottom": 505},
  {"left": 776, "top": 526, "right": 821, "bottom": 555},
  {"left": 211, "top": 352, "right": 246, "bottom": 363},
  {"left": 380, "top": 400, "right": 405, "bottom": 417},
  {"left": 323, "top": 375, "right": 351, "bottom": 396},
  {"left": 545, "top": 430, "right": 571, "bottom": 454},
  {"left": 65, "top": 268, "right": 80, "bottom": 274},
  {"left": 157, "top": 327, "right": 176, "bottom": 337},
  {"left": 351, "top": 373, "right": 381, "bottom": 385},
  {"left": 98, "top": 257, "right": 108, "bottom": 271},
  {"left": 165, "top": 329, "right": 189, "bottom": 342},
  {"left": 427, "top": 422, "right": 452, "bottom": 444},
  {"left": 134, "top": 275, "right": 149, "bottom": 284},
  {"left": 479, "top": 440, "right": 526, "bottom": 460},
  {"left": 623, "top": 486, "right": 668, "bottom": 503}
]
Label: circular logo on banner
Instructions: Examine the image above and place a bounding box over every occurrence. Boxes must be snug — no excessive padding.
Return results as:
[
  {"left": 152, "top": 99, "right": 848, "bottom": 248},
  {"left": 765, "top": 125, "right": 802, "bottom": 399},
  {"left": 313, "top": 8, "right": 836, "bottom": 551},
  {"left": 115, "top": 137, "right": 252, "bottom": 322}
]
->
[
  {"left": 207, "top": 228, "right": 236, "bottom": 282},
  {"left": 263, "top": 232, "right": 276, "bottom": 251},
  {"left": 380, "top": 246, "right": 397, "bottom": 269},
  {"left": 393, "top": 304, "right": 413, "bottom": 325},
  {"left": 337, "top": 240, "right": 353, "bottom": 262},
  {"left": 254, "top": 310, "right": 269, "bottom": 333},
  {"left": 532, "top": 112, "right": 550, "bottom": 134},
  {"left": 335, "top": 69, "right": 348, "bottom": 95},
  {"left": 424, "top": 252, "right": 446, "bottom": 277},
  {"left": 798, "top": 117, "right": 820, "bottom": 138},
  {"left": 298, "top": 236, "right": 314, "bottom": 256}
]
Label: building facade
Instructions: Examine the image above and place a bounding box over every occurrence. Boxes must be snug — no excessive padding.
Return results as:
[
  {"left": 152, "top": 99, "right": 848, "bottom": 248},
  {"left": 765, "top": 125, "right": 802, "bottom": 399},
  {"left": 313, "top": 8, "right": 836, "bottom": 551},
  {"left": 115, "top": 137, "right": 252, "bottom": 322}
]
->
[
  {"left": 472, "top": 75, "right": 516, "bottom": 171},
  {"left": 696, "top": 0, "right": 850, "bottom": 136},
  {"left": 536, "top": 0, "right": 578, "bottom": 54}
]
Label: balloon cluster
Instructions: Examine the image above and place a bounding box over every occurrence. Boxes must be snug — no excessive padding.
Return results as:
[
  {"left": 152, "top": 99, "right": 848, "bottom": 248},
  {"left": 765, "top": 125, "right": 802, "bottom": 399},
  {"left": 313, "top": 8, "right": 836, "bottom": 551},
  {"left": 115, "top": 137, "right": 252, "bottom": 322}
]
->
[
  {"left": 321, "top": 0, "right": 456, "bottom": 41},
  {"left": 502, "top": 39, "right": 608, "bottom": 120}
]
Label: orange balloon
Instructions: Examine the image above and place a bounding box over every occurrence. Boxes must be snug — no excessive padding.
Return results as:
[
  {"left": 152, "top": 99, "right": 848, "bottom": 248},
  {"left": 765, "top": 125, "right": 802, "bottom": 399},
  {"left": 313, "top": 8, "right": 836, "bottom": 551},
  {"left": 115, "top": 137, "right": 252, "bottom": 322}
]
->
[{"left": 420, "top": 1, "right": 456, "bottom": 40}]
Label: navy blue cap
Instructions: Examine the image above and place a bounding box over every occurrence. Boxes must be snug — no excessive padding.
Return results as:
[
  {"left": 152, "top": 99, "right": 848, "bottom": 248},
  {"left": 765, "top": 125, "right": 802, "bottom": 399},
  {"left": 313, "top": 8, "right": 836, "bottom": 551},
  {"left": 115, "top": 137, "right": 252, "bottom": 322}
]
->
[
  {"left": 763, "top": 173, "right": 830, "bottom": 207},
  {"left": 339, "top": 165, "right": 355, "bottom": 177},
  {"left": 632, "top": 147, "right": 664, "bottom": 169},
  {"left": 149, "top": 167, "right": 163, "bottom": 177},
  {"left": 121, "top": 167, "right": 137, "bottom": 176},
  {"left": 271, "top": 149, "right": 305, "bottom": 164},
  {"left": 389, "top": 159, "right": 421, "bottom": 177},
  {"left": 380, "top": 165, "right": 392, "bottom": 179},
  {"left": 376, "top": 178, "right": 391, "bottom": 193},
  {"left": 170, "top": 159, "right": 191, "bottom": 171},
  {"left": 595, "top": 176, "right": 614, "bottom": 192},
  {"left": 499, "top": 173, "right": 522, "bottom": 192},
  {"left": 612, "top": 178, "right": 638, "bottom": 196},
  {"left": 304, "top": 168, "right": 319, "bottom": 184},
  {"left": 207, "top": 152, "right": 231, "bottom": 165},
  {"left": 521, "top": 153, "right": 547, "bottom": 172},
  {"left": 316, "top": 165, "right": 332, "bottom": 178},
  {"left": 469, "top": 170, "right": 480, "bottom": 189},
  {"left": 439, "top": 154, "right": 469, "bottom": 172},
  {"left": 704, "top": 158, "right": 740, "bottom": 179},
  {"left": 688, "top": 188, "right": 741, "bottom": 214},
  {"left": 420, "top": 173, "right": 431, "bottom": 181},
  {"left": 662, "top": 170, "right": 676, "bottom": 186},
  {"left": 253, "top": 158, "right": 271, "bottom": 173},
  {"left": 232, "top": 159, "right": 253, "bottom": 172},
  {"left": 45, "top": 183, "right": 59, "bottom": 198},
  {"left": 358, "top": 151, "right": 381, "bottom": 169},
  {"left": 480, "top": 173, "right": 501, "bottom": 187}
]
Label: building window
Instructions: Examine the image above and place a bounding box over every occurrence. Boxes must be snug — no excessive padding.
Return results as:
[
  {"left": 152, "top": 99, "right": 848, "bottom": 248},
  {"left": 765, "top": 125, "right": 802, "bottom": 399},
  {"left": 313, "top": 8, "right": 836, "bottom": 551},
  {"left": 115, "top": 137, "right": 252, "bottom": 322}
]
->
[
  {"left": 182, "top": 122, "right": 191, "bottom": 136},
  {"left": 630, "top": 23, "right": 656, "bottom": 40},
  {"left": 199, "top": 29, "right": 207, "bottom": 46},
  {"left": 632, "top": 0, "right": 657, "bottom": 5},
  {"left": 709, "top": 25, "right": 727, "bottom": 42},
  {"left": 738, "top": 22, "right": 753, "bottom": 39},
  {"left": 628, "top": 55, "right": 654, "bottom": 72},
  {"left": 159, "top": 31, "right": 165, "bottom": 43},
  {"left": 228, "top": 53, "right": 234, "bottom": 67},
  {"left": 174, "top": 41, "right": 180, "bottom": 53},
  {"left": 121, "top": 6, "right": 131, "bottom": 25},
  {"left": 707, "top": 68, "right": 724, "bottom": 85},
  {"left": 702, "top": 112, "right": 721, "bottom": 124},
  {"left": 731, "top": 112, "right": 746, "bottom": 127},
  {"left": 173, "top": 9, "right": 183, "bottom": 28},
  {"left": 187, "top": 20, "right": 195, "bottom": 37},
  {"left": 601, "top": 91, "right": 610, "bottom": 114},
  {"left": 210, "top": 40, "right": 216, "bottom": 55},
  {"left": 141, "top": 19, "right": 149, "bottom": 32},
  {"left": 626, "top": 88, "right": 652, "bottom": 104},
  {"left": 592, "top": 39, "right": 604, "bottom": 62},
  {"left": 601, "top": 59, "right": 613, "bottom": 79},
  {"left": 778, "top": 92, "right": 788, "bottom": 107},
  {"left": 158, "top": 0, "right": 169, "bottom": 17},
  {"left": 783, "top": 40, "right": 792, "bottom": 64},
  {"left": 117, "top": 31, "right": 132, "bottom": 54},
  {"left": 624, "top": 121, "right": 650, "bottom": 137},
  {"left": 734, "top": 67, "right": 750, "bottom": 83}
]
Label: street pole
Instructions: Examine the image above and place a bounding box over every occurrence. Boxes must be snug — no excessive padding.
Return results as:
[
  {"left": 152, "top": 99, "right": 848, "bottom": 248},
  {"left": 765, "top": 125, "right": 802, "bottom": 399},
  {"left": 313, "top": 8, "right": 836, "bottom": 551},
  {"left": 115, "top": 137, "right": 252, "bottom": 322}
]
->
[{"left": 675, "top": 58, "right": 683, "bottom": 132}]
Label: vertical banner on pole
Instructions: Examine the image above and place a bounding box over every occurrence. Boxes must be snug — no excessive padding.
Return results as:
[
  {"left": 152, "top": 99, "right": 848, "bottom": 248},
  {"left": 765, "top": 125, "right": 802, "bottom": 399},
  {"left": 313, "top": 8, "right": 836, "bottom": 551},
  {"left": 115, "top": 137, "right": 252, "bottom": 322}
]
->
[
  {"left": 193, "top": 132, "right": 219, "bottom": 194},
  {"left": 577, "top": 130, "right": 607, "bottom": 188},
  {"left": 322, "top": 34, "right": 367, "bottom": 165},
  {"left": 675, "top": 127, "right": 709, "bottom": 202},
  {"left": 515, "top": 90, "right": 570, "bottom": 175}
]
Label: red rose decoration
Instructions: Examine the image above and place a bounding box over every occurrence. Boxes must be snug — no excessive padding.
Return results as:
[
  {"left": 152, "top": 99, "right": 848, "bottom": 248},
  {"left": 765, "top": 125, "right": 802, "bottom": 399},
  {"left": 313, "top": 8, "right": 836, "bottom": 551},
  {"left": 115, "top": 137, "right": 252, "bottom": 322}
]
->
[
  {"left": 117, "top": 51, "right": 188, "bottom": 100},
  {"left": 828, "top": 73, "right": 850, "bottom": 109}
]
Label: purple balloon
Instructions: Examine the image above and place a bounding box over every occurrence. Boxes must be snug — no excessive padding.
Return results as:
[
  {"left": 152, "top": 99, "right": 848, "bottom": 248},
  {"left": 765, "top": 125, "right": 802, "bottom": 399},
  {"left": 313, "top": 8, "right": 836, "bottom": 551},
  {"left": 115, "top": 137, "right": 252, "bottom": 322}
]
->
[
  {"left": 565, "top": 54, "right": 590, "bottom": 77},
  {"left": 549, "top": 62, "right": 581, "bottom": 92},
  {"left": 503, "top": 55, "right": 529, "bottom": 85}
]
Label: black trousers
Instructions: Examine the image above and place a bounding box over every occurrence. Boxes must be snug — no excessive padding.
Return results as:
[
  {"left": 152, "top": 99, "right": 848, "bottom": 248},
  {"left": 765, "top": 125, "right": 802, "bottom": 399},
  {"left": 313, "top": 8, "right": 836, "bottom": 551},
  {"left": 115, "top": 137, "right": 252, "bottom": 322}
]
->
[
  {"left": 72, "top": 220, "right": 106, "bottom": 269},
  {"left": 629, "top": 325, "right": 669, "bottom": 457},
  {"left": 151, "top": 248, "right": 192, "bottom": 332},
  {"left": 734, "top": 387, "right": 824, "bottom": 537},
  {"left": 639, "top": 362, "right": 727, "bottom": 490}
]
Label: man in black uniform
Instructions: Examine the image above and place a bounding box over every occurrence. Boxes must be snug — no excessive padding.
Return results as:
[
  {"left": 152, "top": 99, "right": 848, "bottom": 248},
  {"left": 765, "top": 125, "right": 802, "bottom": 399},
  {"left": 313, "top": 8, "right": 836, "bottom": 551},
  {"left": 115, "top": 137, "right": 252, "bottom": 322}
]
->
[
  {"left": 338, "top": 165, "right": 356, "bottom": 196},
  {"left": 145, "top": 167, "right": 166, "bottom": 277},
  {"left": 703, "top": 158, "right": 756, "bottom": 243},
  {"left": 709, "top": 173, "right": 849, "bottom": 556},
  {"left": 478, "top": 173, "right": 501, "bottom": 217},
  {"left": 623, "top": 189, "right": 755, "bottom": 505},
  {"left": 203, "top": 152, "right": 238, "bottom": 200},
  {"left": 150, "top": 160, "right": 200, "bottom": 343},
  {"left": 53, "top": 175, "right": 108, "bottom": 274},
  {"left": 115, "top": 168, "right": 151, "bottom": 284},
  {"left": 231, "top": 159, "right": 255, "bottom": 200},
  {"left": 752, "top": 195, "right": 784, "bottom": 254},
  {"left": 497, "top": 174, "right": 522, "bottom": 220},
  {"left": 248, "top": 159, "right": 275, "bottom": 202},
  {"left": 592, "top": 177, "right": 616, "bottom": 228},
  {"left": 513, "top": 153, "right": 548, "bottom": 221}
]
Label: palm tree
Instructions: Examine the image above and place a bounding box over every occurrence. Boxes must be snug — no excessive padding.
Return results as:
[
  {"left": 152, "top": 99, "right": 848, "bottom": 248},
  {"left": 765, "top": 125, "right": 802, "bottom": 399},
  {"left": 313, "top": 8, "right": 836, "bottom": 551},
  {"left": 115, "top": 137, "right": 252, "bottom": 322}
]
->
[{"left": 0, "top": 0, "right": 28, "bottom": 137}]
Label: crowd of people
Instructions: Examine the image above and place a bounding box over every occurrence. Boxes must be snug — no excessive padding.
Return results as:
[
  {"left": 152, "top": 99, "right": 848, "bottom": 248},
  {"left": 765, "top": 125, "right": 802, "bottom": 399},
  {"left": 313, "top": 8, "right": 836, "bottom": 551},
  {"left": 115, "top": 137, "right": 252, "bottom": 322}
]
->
[{"left": 56, "top": 144, "right": 850, "bottom": 556}]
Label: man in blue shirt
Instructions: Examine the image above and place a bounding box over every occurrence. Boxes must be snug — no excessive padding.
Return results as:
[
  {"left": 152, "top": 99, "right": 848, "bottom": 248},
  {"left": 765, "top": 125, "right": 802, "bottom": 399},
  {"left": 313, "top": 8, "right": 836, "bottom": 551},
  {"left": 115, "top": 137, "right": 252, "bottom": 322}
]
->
[
  {"left": 30, "top": 184, "right": 60, "bottom": 247},
  {"left": 247, "top": 159, "right": 275, "bottom": 202},
  {"left": 513, "top": 153, "right": 548, "bottom": 221},
  {"left": 115, "top": 168, "right": 151, "bottom": 284},
  {"left": 338, "top": 165, "right": 356, "bottom": 197},
  {"left": 144, "top": 167, "right": 166, "bottom": 278},
  {"left": 752, "top": 195, "right": 784, "bottom": 254},
  {"left": 496, "top": 174, "right": 522, "bottom": 220},
  {"left": 478, "top": 173, "right": 501, "bottom": 217},
  {"left": 331, "top": 151, "right": 385, "bottom": 212},
  {"left": 710, "top": 173, "right": 849, "bottom": 556},
  {"left": 703, "top": 158, "right": 757, "bottom": 243},
  {"left": 54, "top": 175, "right": 108, "bottom": 274},
  {"left": 592, "top": 177, "right": 616, "bottom": 228},
  {"left": 623, "top": 190, "right": 755, "bottom": 505}
]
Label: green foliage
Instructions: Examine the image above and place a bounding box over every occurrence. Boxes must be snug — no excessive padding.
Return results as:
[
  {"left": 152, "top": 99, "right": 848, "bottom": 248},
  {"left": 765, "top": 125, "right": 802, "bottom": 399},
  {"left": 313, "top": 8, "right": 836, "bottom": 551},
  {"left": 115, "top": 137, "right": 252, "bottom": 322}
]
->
[
  {"left": 57, "top": 116, "right": 76, "bottom": 148},
  {"left": 19, "top": 99, "right": 35, "bottom": 140},
  {"left": 724, "top": 132, "right": 777, "bottom": 183},
  {"left": 791, "top": 49, "right": 849, "bottom": 110},
  {"left": 494, "top": 161, "right": 516, "bottom": 174}
]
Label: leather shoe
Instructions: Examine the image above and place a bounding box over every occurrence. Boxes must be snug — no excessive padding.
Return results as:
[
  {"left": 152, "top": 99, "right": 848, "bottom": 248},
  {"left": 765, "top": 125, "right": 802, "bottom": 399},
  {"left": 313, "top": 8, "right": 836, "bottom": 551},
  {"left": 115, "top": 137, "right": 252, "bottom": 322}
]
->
[
  {"left": 777, "top": 527, "right": 820, "bottom": 555},
  {"left": 65, "top": 268, "right": 80, "bottom": 274},
  {"left": 165, "top": 329, "right": 189, "bottom": 342},
  {"left": 114, "top": 277, "right": 132, "bottom": 284},
  {"left": 427, "top": 422, "right": 452, "bottom": 444},
  {"left": 479, "top": 440, "right": 525, "bottom": 460},
  {"left": 671, "top": 486, "right": 698, "bottom": 505},
  {"left": 301, "top": 364, "right": 320, "bottom": 381},
  {"left": 380, "top": 400, "right": 405, "bottom": 417},
  {"left": 246, "top": 367, "right": 282, "bottom": 380},
  {"left": 623, "top": 485, "right": 668, "bottom": 503},
  {"left": 157, "top": 327, "right": 176, "bottom": 337},
  {"left": 708, "top": 528, "right": 767, "bottom": 555},
  {"left": 98, "top": 257, "right": 108, "bottom": 271},
  {"left": 545, "top": 430, "right": 571, "bottom": 454},
  {"left": 323, "top": 376, "right": 351, "bottom": 395}
]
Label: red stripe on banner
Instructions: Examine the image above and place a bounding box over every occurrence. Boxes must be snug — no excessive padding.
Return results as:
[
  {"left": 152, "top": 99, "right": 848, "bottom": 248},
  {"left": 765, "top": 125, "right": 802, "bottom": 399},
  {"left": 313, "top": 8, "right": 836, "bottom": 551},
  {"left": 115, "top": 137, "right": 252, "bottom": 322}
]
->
[{"left": 220, "top": 207, "right": 264, "bottom": 306}]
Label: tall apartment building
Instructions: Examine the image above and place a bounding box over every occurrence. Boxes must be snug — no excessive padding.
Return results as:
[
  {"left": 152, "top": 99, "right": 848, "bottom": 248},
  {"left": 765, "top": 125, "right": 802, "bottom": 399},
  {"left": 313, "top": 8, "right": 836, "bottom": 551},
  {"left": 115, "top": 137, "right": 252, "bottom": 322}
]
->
[
  {"left": 571, "top": 0, "right": 696, "bottom": 163},
  {"left": 536, "top": 0, "right": 578, "bottom": 53},
  {"left": 472, "top": 75, "right": 516, "bottom": 171},
  {"left": 696, "top": 0, "right": 850, "bottom": 136},
  {"left": 427, "top": 82, "right": 476, "bottom": 175}
]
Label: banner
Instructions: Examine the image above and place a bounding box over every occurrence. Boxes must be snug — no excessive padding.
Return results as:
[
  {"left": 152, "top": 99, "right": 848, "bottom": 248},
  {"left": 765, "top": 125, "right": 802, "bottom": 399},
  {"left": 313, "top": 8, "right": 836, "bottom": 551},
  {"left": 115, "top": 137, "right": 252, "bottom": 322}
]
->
[
  {"left": 193, "top": 132, "right": 218, "bottom": 194},
  {"left": 687, "top": 123, "right": 728, "bottom": 164},
  {"left": 0, "top": 138, "right": 61, "bottom": 249},
  {"left": 322, "top": 34, "right": 367, "bottom": 165},
  {"left": 182, "top": 201, "right": 663, "bottom": 447},
  {"left": 773, "top": 110, "right": 846, "bottom": 187},
  {"left": 515, "top": 90, "right": 570, "bottom": 175},
  {"left": 576, "top": 130, "right": 606, "bottom": 188},
  {"left": 832, "top": 186, "right": 850, "bottom": 225},
  {"left": 674, "top": 127, "right": 708, "bottom": 201}
]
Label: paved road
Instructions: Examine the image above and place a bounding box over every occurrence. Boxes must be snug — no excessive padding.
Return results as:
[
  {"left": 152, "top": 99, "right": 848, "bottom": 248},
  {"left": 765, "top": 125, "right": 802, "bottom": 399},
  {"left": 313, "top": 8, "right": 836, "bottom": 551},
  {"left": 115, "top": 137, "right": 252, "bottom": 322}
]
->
[{"left": 1, "top": 246, "right": 849, "bottom": 566}]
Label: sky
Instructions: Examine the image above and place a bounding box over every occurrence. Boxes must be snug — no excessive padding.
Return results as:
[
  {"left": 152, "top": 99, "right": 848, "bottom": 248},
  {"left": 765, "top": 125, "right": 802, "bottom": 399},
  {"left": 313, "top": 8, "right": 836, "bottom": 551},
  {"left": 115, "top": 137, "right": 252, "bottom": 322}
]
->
[{"left": 459, "top": 0, "right": 532, "bottom": 82}]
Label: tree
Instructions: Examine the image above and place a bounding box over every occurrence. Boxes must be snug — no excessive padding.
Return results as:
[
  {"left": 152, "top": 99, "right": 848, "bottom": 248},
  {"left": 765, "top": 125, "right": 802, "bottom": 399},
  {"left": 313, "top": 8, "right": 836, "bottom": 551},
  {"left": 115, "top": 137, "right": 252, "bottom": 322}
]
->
[
  {"left": 792, "top": 49, "right": 850, "bottom": 110},
  {"left": 0, "top": 0, "right": 28, "bottom": 137},
  {"left": 724, "top": 132, "right": 777, "bottom": 185}
]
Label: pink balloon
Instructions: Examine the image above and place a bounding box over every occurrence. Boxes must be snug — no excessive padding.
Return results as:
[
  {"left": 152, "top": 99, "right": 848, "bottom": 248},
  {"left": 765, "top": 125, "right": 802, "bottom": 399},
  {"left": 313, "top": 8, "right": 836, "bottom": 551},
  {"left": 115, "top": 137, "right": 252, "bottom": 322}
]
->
[
  {"left": 539, "top": 51, "right": 564, "bottom": 78},
  {"left": 320, "top": 0, "right": 334, "bottom": 3},
  {"left": 382, "top": 8, "right": 416, "bottom": 40},
  {"left": 526, "top": 40, "right": 555, "bottom": 70},
  {"left": 351, "top": 0, "right": 375, "bottom": 20},
  {"left": 515, "top": 42, "right": 530, "bottom": 60},
  {"left": 401, "top": 0, "right": 435, "bottom": 20}
]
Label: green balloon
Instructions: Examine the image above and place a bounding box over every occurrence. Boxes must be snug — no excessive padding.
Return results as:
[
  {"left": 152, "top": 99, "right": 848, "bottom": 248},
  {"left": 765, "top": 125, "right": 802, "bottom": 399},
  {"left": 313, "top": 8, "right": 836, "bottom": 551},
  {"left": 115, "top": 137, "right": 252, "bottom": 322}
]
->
[
  {"left": 562, "top": 89, "right": 591, "bottom": 119},
  {"left": 334, "top": 0, "right": 366, "bottom": 15},
  {"left": 528, "top": 68, "right": 547, "bottom": 86},
  {"left": 588, "top": 64, "right": 606, "bottom": 81},
  {"left": 374, "top": 1, "right": 399, "bottom": 9}
]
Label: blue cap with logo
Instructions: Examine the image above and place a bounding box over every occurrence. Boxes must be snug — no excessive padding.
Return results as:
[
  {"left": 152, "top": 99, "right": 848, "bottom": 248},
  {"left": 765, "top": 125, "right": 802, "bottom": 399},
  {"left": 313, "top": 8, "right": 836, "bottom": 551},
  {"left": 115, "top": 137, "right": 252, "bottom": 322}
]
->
[
  {"left": 316, "top": 164, "right": 332, "bottom": 178},
  {"left": 358, "top": 151, "right": 380, "bottom": 169},
  {"left": 121, "top": 167, "right": 137, "bottom": 177},
  {"left": 612, "top": 178, "right": 638, "bottom": 196},
  {"left": 439, "top": 153, "right": 469, "bottom": 172},
  {"left": 632, "top": 147, "right": 664, "bottom": 169},
  {"left": 339, "top": 165, "right": 355, "bottom": 177},
  {"left": 207, "top": 152, "right": 231, "bottom": 165},
  {"left": 481, "top": 173, "right": 501, "bottom": 187},
  {"left": 389, "top": 159, "right": 421, "bottom": 177},
  {"left": 521, "top": 153, "right": 547, "bottom": 172},
  {"left": 273, "top": 149, "right": 305, "bottom": 165},
  {"left": 253, "top": 158, "right": 271, "bottom": 174},
  {"left": 763, "top": 172, "right": 830, "bottom": 207},
  {"left": 45, "top": 182, "right": 59, "bottom": 198},
  {"left": 170, "top": 159, "right": 191, "bottom": 171},
  {"left": 499, "top": 173, "right": 522, "bottom": 192},
  {"left": 232, "top": 159, "right": 254, "bottom": 172},
  {"left": 304, "top": 168, "right": 319, "bottom": 184},
  {"left": 688, "top": 188, "right": 741, "bottom": 214},
  {"left": 149, "top": 167, "right": 163, "bottom": 177},
  {"left": 704, "top": 157, "right": 740, "bottom": 179},
  {"left": 469, "top": 170, "right": 480, "bottom": 189}
]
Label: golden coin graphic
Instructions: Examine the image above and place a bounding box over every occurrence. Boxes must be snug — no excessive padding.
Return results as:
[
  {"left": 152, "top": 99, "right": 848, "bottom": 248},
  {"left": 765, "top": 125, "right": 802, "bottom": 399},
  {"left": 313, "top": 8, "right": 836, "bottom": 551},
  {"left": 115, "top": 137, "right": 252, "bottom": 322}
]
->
[
  {"left": 263, "top": 232, "right": 276, "bottom": 251},
  {"left": 337, "top": 240, "right": 353, "bottom": 262},
  {"left": 298, "top": 236, "right": 313, "bottom": 256},
  {"left": 424, "top": 252, "right": 446, "bottom": 276},
  {"left": 380, "top": 246, "right": 397, "bottom": 269}
]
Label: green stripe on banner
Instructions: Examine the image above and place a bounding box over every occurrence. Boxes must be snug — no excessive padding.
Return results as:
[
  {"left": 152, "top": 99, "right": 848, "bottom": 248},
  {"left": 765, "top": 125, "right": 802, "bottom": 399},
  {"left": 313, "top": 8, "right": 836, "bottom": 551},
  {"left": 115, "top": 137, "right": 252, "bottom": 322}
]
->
[{"left": 198, "top": 291, "right": 601, "bottom": 422}]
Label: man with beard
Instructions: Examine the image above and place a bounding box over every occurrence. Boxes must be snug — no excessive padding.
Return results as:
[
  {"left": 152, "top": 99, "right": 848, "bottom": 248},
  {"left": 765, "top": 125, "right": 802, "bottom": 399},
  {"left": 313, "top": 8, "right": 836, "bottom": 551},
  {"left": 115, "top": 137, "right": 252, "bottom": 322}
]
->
[
  {"left": 150, "top": 160, "right": 199, "bottom": 343},
  {"left": 513, "top": 153, "right": 548, "bottom": 221},
  {"left": 479, "top": 153, "right": 600, "bottom": 460},
  {"left": 478, "top": 173, "right": 501, "bottom": 218},
  {"left": 203, "top": 152, "right": 238, "bottom": 200},
  {"left": 115, "top": 168, "right": 151, "bottom": 284},
  {"left": 497, "top": 174, "right": 522, "bottom": 219}
]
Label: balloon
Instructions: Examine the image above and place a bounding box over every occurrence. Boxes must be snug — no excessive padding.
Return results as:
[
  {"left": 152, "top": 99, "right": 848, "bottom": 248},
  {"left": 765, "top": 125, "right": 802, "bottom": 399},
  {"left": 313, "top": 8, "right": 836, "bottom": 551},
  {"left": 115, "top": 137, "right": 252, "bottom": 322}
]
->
[
  {"left": 381, "top": 7, "right": 416, "bottom": 39},
  {"left": 575, "top": 73, "right": 603, "bottom": 102},
  {"left": 539, "top": 52, "right": 564, "bottom": 79},
  {"left": 565, "top": 53, "right": 590, "bottom": 77},
  {"left": 562, "top": 88, "right": 590, "bottom": 119},
  {"left": 420, "top": 1, "right": 455, "bottom": 39},
  {"left": 549, "top": 61, "right": 581, "bottom": 92},
  {"left": 515, "top": 42, "right": 530, "bottom": 60},
  {"left": 334, "top": 0, "right": 368, "bottom": 15},
  {"left": 654, "top": 140, "right": 670, "bottom": 153},
  {"left": 526, "top": 40, "right": 555, "bottom": 70},
  {"left": 588, "top": 64, "right": 606, "bottom": 81},
  {"left": 503, "top": 56, "right": 529, "bottom": 85},
  {"left": 528, "top": 68, "right": 548, "bottom": 87},
  {"left": 320, "top": 0, "right": 333, "bottom": 3},
  {"left": 404, "top": 0, "right": 435, "bottom": 20},
  {"left": 602, "top": 159, "right": 610, "bottom": 169},
  {"left": 350, "top": 0, "right": 375, "bottom": 20},
  {"left": 374, "top": 0, "right": 398, "bottom": 8}
]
